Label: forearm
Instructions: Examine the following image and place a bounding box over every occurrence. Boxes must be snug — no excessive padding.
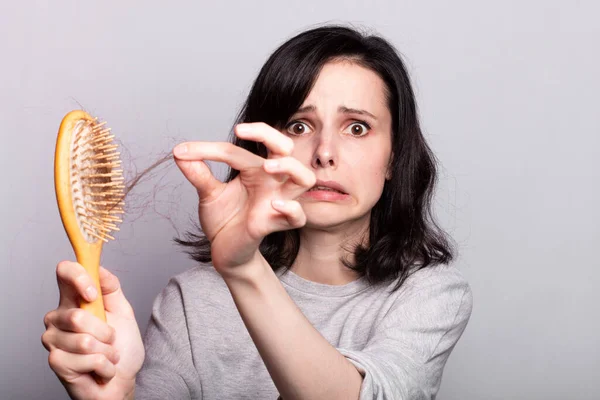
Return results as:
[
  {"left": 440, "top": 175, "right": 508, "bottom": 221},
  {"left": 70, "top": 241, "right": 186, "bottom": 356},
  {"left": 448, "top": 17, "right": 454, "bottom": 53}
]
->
[{"left": 221, "top": 254, "right": 363, "bottom": 400}]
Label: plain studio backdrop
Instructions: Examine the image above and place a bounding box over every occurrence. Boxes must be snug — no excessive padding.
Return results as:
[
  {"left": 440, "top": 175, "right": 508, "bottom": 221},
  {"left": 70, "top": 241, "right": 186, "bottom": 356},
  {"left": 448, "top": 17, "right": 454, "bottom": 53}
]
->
[{"left": 1, "top": 1, "right": 598, "bottom": 399}]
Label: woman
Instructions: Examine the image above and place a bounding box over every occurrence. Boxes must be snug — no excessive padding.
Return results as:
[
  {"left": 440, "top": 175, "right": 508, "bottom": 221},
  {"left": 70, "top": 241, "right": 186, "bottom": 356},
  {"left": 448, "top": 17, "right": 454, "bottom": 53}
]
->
[{"left": 42, "top": 25, "right": 473, "bottom": 399}]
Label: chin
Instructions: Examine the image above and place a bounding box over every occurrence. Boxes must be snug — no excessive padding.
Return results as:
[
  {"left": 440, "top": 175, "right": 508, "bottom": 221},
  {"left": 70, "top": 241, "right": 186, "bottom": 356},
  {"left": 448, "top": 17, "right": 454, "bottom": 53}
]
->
[
  {"left": 301, "top": 207, "right": 343, "bottom": 227},
  {"left": 303, "top": 218, "right": 345, "bottom": 230},
  {"left": 303, "top": 208, "right": 367, "bottom": 231}
]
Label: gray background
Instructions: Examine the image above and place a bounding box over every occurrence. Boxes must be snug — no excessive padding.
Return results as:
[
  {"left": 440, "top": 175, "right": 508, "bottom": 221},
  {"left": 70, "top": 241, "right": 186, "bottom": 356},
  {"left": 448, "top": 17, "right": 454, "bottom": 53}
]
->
[{"left": 1, "top": 1, "right": 598, "bottom": 399}]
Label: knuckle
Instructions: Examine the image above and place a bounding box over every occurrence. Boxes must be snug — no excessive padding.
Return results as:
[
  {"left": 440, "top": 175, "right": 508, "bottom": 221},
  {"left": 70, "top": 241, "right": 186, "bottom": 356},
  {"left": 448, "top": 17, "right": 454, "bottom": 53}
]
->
[
  {"left": 77, "top": 335, "right": 94, "bottom": 352},
  {"left": 222, "top": 142, "right": 235, "bottom": 156},
  {"left": 74, "top": 273, "right": 89, "bottom": 290},
  {"left": 41, "top": 331, "right": 51, "bottom": 350},
  {"left": 292, "top": 205, "right": 306, "bottom": 226},
  {"left": 43, "top": 311, "right": 54, "bottom": 328},
  {"left": 94, "top": 354, "right": 108, "bottom": 369},
  {"left": 47, "top": 350, "right": 61, "bottom": 370},
  {"left": 69, "top": 309, "right": 85, "bottom": 328},
  {"left": 56, "top": 261, "right": 69, "bottom": 276},
  {"left": 300, "top": 212, "right": 308, "bottom": 224},
  {"left": 295, "top": 216, "right": 307, "bottom": 228}
]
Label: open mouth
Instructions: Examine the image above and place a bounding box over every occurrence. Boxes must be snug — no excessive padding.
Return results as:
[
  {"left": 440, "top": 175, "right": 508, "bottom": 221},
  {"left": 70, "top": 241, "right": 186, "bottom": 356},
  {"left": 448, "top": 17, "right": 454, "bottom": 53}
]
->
[{"left": 307, "top": 186, "right": 347, "bottom": 194}]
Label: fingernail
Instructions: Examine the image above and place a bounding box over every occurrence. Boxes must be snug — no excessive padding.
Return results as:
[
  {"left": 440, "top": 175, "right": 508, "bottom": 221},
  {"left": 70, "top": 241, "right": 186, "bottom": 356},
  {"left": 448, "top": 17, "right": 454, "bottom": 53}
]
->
[
  {"left": 272, "top": 199, "right": 285, "bottom": 208},
  {"left": 264, "top": 160, "right": 280, "bottom": 170},
  {"left": 85, "top": 286, "right": 98, "bottom": 301},
  {"left": 174, "top": 144, "right": 188, "bottom": 157}
]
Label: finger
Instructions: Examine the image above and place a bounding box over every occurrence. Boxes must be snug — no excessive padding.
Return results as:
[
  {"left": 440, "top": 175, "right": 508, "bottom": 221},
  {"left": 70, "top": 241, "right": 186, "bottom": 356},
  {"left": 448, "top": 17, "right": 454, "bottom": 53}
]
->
[
  {"left": 44, "top": 309, "right": 57, "bottom": 330},
  {"left": 98, "top": 267, "right": 134, "bottom": 317},
  {"left": 56, "top": 261, "right": 98, "bottom": 309},
  {"left": 48, "top": 349, "right": 116, "bottom": 382},
  {"left": 43, "top": 329, "right": 120, "bottom": 364},
  {"left": 271, "top": 200, "right": 307, "bottom": 230},
  {"left": 173, "top": 156, "right": 224, "bottom": 203},
  {"left": 41, "top": 325, "right": 54, "bottom": 351},
  {"left": 235, "top": 122, "right": 294, "bottom": 157},
  {"left": 263, "top": 157, "right": 317, "bottom": 196},
  {"left": 173, "top": 142, "right": 263, "bottom": 202},
  {"left": 52, "top": 308, "right": 116, "bottom": 345},
  {"left": 174, "top": 141, "right": 264, "bottom": 171}
]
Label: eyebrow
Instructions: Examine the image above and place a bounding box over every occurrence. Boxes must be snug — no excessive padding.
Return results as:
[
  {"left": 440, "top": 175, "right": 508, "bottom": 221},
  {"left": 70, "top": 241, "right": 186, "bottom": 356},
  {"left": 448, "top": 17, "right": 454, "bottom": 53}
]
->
[{"left": 294, "top": 105, "right": 378, "bottom": 120}]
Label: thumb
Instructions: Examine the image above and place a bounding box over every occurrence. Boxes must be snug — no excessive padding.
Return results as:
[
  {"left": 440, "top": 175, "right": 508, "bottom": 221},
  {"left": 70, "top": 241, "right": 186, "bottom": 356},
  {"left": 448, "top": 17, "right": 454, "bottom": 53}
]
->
[
  {"left": 173, "top": 156, "right": 223, "bottom": 202},
  {"left": 99, "top": 266, "right": 134, "bottom": 317}
]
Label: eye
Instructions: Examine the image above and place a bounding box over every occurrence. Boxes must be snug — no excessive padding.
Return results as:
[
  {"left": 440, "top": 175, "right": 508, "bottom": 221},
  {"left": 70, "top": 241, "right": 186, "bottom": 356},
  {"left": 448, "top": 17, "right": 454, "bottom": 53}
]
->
[
  {"left": 285, "top": 121, "right": 312, "bottom": 135},
  {"left": 344, "top": 121, "right": 371, "bottom": 137}
]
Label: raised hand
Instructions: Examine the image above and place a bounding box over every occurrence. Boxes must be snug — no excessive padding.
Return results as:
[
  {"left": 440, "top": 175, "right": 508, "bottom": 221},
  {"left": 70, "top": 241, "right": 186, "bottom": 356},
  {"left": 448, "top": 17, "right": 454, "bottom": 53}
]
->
[{"left": 173, "top": 122, "right": 316, "bottom": 274}]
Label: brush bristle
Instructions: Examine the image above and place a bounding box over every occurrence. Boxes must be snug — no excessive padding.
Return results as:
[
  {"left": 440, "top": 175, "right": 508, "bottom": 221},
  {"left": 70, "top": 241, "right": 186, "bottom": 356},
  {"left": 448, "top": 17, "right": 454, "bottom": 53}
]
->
[{"left": 70, "top": 117, "right": 124, "bottom": 243}]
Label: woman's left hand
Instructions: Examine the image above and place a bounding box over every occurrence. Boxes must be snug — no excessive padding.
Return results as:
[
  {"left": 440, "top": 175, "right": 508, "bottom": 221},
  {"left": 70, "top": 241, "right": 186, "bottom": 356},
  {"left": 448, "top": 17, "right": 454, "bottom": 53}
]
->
[{"left": 172, "top": 122, "right": 316, "bottom": 277}]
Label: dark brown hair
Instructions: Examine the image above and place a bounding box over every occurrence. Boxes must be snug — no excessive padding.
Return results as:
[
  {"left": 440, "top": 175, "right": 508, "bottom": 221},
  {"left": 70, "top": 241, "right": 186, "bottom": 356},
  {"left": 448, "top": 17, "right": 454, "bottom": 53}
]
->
[{"left": 175, "top": 25, "right": 454, "bottom": 290}]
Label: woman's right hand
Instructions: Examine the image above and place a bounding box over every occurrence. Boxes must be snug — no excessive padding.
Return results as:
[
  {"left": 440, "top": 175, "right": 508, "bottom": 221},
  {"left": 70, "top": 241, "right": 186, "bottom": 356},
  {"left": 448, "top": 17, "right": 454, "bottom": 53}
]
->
[{"left": 42, "top": 261, "right": 145, "bottom": 400}]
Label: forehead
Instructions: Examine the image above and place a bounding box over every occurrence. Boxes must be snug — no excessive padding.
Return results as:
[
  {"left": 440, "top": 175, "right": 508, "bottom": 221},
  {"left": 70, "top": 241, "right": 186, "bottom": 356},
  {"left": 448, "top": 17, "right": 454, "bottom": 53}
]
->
[{"left": 301, "top": 60, "right": 389, "bottom": 113}]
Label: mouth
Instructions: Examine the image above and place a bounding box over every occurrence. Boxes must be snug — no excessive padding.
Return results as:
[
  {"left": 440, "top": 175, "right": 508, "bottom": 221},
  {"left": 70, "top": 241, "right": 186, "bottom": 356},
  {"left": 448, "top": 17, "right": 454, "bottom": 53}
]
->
[
  {"left": 307, "top": 186, "right": 346, "bottom": 194},
  {"left": 306, "top": 180, "right": 348, "bottom": 195}
]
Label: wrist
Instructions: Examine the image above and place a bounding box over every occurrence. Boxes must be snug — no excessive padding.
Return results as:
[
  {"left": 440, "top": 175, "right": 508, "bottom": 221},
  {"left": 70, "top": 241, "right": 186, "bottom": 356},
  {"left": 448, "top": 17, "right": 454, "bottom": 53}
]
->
[
  {"left": 124, "top": 387, "right": 135, "bottom": 400},
  {"left": 122, "top": 379, "right": 136, "bottom": 400},
  {"left": 218, "top": 251, "right": 271, "bottom": 287}
]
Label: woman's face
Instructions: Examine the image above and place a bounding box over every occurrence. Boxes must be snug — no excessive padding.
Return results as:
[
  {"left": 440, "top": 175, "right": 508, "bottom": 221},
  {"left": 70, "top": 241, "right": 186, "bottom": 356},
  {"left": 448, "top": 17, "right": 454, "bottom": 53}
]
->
[{"left": 282, "top": 60, "right": 393, "bottom": 230}]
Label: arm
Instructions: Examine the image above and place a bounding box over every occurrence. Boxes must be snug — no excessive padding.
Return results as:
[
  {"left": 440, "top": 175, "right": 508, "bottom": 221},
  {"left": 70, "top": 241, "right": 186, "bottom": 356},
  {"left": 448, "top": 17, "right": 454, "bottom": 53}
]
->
[
  {"left": 225, "top": 259, "right": 473, "bottom": 400},
  {"left": 171, "top": 124, "right": 472, "bottom": 398},
  {"left": 338, "top": 267, "right": 473, "bottom": 399},
  {"left": 222, "top": 254, "right": 363, "bottom": 400}
]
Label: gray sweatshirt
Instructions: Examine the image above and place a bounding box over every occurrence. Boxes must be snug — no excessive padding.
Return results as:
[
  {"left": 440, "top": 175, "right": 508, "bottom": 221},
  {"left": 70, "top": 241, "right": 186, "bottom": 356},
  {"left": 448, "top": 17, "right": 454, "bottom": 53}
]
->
[{"left": 135, "top": 263, "right": 472, "bottom": 399}]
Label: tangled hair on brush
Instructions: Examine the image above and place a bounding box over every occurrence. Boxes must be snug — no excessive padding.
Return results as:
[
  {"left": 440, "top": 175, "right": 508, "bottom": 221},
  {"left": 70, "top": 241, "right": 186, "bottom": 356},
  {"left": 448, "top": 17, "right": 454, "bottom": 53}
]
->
[{"left": 173, "top": 24, "right": 455, "bottom": 291}]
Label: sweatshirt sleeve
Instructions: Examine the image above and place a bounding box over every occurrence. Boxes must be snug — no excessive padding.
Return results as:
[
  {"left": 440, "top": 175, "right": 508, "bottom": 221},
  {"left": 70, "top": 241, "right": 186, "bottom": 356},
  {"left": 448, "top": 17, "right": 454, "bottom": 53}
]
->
[
  {"left": 135, "top": 278, "right": 201, "bottom": 400},
  {"left": 338, "top": 268, "right": 473, "bottom": 400}
]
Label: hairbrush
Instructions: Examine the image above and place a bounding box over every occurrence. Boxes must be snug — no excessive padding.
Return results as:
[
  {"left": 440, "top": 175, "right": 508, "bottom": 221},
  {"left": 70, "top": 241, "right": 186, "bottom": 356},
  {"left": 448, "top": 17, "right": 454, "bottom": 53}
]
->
[{"left": 54, "top": 110, "right": 124, "bottom": 321}]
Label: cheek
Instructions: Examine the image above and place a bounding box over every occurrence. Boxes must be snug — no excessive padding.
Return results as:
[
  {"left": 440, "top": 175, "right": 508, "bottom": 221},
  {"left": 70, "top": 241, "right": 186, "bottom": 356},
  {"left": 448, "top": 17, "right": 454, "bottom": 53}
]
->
[
  {"left": 349, "top": 158, "right": 388, "bottom": 196},
  {"left": 367, "top": 167, "right": 387, "bottom": 191}
]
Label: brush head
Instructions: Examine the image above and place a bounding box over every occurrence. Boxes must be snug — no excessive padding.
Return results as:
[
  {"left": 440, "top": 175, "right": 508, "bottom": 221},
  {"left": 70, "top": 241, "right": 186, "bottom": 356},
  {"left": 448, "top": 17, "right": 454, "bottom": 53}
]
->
[{"left": 56, "top": 111, "right": 125, "bottom": 244}]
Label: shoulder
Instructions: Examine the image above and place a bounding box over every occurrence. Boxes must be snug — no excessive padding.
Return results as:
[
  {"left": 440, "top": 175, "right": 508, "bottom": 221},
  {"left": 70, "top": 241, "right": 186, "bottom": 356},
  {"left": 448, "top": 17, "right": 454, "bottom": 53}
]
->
[
  {"left": 401, "top": 263, "right": 472, "bottom": 300},
  {"left": 170, "top": 263, "right": 224, "bottom": 287},
  {"left": 368, "top": 264, "right": 473, "bottom": 362},
  {"left": 378, "top": 264, "right": 473, "bottom": 332},
  {"left": 155, "top": 264, "right": 229, "bottom": 305}
]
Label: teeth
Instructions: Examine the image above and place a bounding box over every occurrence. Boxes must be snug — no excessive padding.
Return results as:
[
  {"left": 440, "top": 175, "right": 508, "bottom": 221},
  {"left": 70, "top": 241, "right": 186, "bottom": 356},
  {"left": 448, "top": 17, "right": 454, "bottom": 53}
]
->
[{"left": 309, "top": 186, "right": 344, "bottom": 193}]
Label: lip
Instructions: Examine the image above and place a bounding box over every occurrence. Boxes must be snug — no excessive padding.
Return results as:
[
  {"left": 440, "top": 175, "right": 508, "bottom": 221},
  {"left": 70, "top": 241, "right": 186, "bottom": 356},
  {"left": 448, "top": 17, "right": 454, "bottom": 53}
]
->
[
  {"left": 300, "top": 179, "right": 350, "bottom": 202},
  {"left": 311, "top": 180, "right": 347, "bottom": 194},
  {"left": 302, "top": 190, "right": 350, "bottom": 201}
]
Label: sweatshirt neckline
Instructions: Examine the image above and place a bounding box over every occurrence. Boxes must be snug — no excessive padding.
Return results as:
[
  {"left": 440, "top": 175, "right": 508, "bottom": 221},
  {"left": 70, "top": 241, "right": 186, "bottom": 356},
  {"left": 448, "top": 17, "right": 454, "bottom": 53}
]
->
[{"left": 277, "top": 268, "right": 370, "bottom": 297}]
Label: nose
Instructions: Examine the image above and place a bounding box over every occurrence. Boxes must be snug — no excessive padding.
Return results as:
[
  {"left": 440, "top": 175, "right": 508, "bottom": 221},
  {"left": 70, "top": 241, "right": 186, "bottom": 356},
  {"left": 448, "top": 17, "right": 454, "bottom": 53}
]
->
[{"left": 311, "top": 132, "right": 337, "bottom": 169}]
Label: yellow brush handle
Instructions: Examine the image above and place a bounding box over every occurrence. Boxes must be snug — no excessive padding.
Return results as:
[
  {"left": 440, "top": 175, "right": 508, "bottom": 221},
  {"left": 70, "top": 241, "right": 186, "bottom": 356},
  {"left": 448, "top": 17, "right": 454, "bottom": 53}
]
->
[
  {"left": 73, "top": 244, "right": 108, "bottom": 386},
  {"left": 74, "top": 243, "right": 106, "bottom": 322}
]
